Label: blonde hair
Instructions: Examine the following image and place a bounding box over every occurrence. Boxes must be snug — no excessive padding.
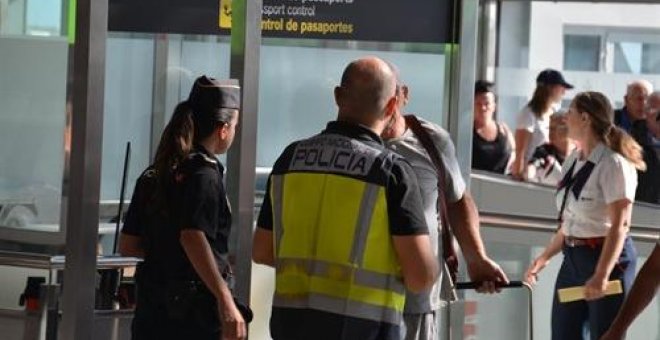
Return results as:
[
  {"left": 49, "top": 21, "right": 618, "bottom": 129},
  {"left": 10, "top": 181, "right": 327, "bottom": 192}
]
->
[{"left": 572, "top": 91, "right": 646, "bottom": 170}]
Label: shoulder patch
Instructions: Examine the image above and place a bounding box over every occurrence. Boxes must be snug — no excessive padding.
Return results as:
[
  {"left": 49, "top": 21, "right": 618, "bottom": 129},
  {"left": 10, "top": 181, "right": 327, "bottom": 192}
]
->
[
  {"left": 143, "top": 168, "right": 157, "bottom": 178},
  {"left": 190, "top": 151, "right": 218, "bottom": 165}
]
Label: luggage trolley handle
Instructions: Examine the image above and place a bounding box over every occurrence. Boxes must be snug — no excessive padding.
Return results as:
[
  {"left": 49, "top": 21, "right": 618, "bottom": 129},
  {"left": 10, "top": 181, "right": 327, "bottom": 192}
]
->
[
  {"left": 455, "top": 280, "right": 527, "bottom": 290},
  {"left": 453, "top": 281, "right": 534, "bottom": 340}
]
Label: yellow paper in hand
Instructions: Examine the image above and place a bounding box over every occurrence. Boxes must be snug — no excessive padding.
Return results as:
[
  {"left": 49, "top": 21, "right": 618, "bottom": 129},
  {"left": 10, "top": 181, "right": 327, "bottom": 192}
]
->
[{"left": 557, "top": 280, "right": 622, "bottom": 303}]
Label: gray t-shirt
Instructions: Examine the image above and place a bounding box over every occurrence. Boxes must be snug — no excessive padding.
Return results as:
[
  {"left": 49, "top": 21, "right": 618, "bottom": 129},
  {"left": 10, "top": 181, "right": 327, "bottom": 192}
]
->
[{"left": 385, "top": 116, "right": 466, "bottom": 313}]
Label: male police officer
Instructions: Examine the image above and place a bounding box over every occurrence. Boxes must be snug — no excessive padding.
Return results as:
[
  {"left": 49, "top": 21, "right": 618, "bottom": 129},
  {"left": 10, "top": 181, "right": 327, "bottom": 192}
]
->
[{"left": 253, "top": 57, "right": 439, "bottom": 340}]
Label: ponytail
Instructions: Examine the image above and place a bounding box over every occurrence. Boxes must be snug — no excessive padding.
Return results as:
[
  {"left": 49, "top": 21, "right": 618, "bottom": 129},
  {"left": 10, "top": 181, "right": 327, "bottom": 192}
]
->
[
  {"left": 153, "top": 101, "right": 195, "bottom": 177},
  {"left": 606, "top": 126, "right": 646, "bottom": 171},
  {"left": 528, "top": 85, "right": 553, "bottom": 117}
]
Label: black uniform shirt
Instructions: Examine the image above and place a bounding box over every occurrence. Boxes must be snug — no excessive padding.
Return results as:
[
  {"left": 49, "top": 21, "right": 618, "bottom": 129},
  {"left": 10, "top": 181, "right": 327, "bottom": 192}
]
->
[
  {"left": 176, "top": 145, "right": 232, "bottom": 258},
  {"left": 122, "top": 145, "right": 232, "bottom": 281}
]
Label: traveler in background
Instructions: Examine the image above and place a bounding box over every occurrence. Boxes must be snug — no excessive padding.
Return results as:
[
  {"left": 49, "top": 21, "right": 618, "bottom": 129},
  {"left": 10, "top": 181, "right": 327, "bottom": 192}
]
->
[
  {"left": 253, "top": 57, "right": 439, "bottom": 340},
  {"left": 646, "top": 90, "right": 660, "bottom": 139},
  {"left": 614, "top": 80, "right": 652, "bottom": 133},
  {"left": 600, "top": 242, "right": 659, "bottom": 340},
  {"left": 472, "top": 80, "right": 515, "bottom": 174},
  {"left": 614, "top": 80, "right": 659, "bottom": 204},
  {"left": 119, "top": 76, "right": 246, "bottom": 340},
  {"left": 648, "top": 91, "right": 660, "bottom": 167},
  {"left": 511, "top": 69, "right": 573, "bottom": 180},
  {"left": 382, "top": 71, "right": 509, "bottom": 340},
  {"left": 525, "top": 91, "right": 644, "bottom": 340},
  {"left": 527, "top": 113, "right": 576, "bottom": 186}
]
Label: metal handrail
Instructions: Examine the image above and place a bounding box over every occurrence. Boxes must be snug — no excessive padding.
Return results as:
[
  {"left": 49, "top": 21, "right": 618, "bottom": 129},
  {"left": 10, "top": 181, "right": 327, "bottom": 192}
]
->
[
  {"left": 0, "top": 251, "right": 142, "bottom": 270},
  {"left": 479, "top": 212, "right": 660, "bottom": 243}
]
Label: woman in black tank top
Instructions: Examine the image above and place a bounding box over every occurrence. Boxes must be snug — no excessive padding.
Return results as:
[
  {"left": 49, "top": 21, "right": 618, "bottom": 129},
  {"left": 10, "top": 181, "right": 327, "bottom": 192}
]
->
[{"left": 472, "top": 81, "right": 514, "bottom": 174}]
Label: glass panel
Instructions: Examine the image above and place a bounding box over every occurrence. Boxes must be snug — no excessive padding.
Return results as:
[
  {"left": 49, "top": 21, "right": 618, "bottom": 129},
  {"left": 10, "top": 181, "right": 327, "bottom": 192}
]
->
[
  {"left": 457, "top": 226, "right": 660, "bottom": 340},
  {"left": 26, "top": 0, "right": 62, "bottom": 36},
  {"left": 612, "top": 40, "right": 660, "bottom": 75},
  {"left": 257, "top": 39, "right": 447, "bottom": 167},
  {"left": 563, "top": 35, "right": 600, "bottom": 72},
  {"left": 1, "top": 0, "right": 66, "bottom": 37},
  {"left": 101, "top": 33, "right": 154, "bottom": 203},
  {"left": 614, "top": 41, "right": 643, "bottom": 74},
  {"left": 99, "top": 33, "right": 231, "bottom": 253},
  {"left": 642, "top": 42, "right": 660, "bottom": 74},
  {"left": 0, "top": 34, "right": 68, "bottom": 238}
]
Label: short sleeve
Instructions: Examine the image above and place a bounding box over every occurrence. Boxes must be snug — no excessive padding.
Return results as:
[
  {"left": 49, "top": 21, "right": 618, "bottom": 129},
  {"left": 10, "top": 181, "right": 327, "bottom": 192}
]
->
[
  {"left": 516, "top": 107, "right": 536, "bottom": 133},
  {"left": 256, "top": 175, "right": 274, "bottom": 230},
  {"left": 600, "top": 155, "right": 637, "bottom": 204},
  {"left": 436, "top": 132, "right": 466, "bottom": 203},
  {"left": 418, "top": 119, "right": 466, "bottom": 203},
  {"left": 179, "top": 168, "right": 219, "bottom": 238},
  {"left": 386, "top": 159, "right": 429, "bottom": 236},
  {"left": 121, "top": 171, "right": 152, "bottom": 236}
]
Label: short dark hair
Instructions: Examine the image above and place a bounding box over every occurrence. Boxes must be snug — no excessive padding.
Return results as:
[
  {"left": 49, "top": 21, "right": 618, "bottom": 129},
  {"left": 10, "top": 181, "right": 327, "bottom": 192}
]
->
[{"left": 475, "top": 80, "right": 494, "bottom": 95}]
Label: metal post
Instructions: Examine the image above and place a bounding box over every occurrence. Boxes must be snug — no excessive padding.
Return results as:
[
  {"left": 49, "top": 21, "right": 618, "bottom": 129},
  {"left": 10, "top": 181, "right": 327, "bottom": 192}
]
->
[
  {"left": 448, "top": 0, "right": 479, "bottom": 188},
  {"left": 226, "top": 0, "right": 261, "bottom": 306},
  {"left": 150, "top": 34, "right": 183, "bottom": 161},
  {"left": 59, "top": 0, "right": 108, "bottom": 339},
  {"left": 476, "top": 0, "right": 499, "bottom": 81},
  {"left": 444, "top": 1, "right": 479, "bottom": 338}
]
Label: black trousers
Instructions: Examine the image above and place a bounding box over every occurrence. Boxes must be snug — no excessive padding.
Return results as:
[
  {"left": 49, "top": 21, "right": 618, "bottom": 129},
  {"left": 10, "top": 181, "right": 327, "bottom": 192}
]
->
[{"left": 131, "top": 282, "right": 220, "bottom": 340}]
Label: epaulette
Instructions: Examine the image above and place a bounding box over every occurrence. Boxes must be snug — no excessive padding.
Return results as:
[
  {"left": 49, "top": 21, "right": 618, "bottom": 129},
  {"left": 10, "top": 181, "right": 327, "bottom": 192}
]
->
[
  {"left": 143, "top": 168, "right": 157, "bottom": 178},
  {"left": 188, "top": 151, "right": 218, "bottom": 167}
]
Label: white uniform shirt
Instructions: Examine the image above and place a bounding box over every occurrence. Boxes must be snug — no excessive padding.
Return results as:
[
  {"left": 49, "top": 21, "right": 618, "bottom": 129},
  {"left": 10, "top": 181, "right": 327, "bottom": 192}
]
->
[
  {"left": 516, "top": 106, "right": 551, "bottom": 162},
  {"left": 556, "top": 143, "right": 638, "bottom": 238}
]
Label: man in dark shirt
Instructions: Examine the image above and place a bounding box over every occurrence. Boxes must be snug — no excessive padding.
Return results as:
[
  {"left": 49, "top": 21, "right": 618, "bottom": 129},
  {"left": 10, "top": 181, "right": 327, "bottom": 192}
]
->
[
  {"left": 253, "top": 57, "right": 439, "bottom": 340},
  {"left": 614, "top": 80, "right": 659, "bottom": 204}
]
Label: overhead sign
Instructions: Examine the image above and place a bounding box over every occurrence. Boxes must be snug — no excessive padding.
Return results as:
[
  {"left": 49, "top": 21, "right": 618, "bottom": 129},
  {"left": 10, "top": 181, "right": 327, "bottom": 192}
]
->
[{"left": 109, "top": 0, "right": 456, "bottom": 44}]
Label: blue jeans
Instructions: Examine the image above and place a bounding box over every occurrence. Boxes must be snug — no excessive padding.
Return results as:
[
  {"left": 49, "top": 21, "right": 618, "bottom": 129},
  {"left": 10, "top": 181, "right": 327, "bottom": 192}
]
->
[{"left": 551, "top": 237, "right": 637, "bottom": 340}]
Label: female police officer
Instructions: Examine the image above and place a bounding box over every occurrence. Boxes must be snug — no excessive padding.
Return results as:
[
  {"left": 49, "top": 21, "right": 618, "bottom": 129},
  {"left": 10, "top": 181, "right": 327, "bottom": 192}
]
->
[
  {"left": 525, "top": 91, "right": 645, "bottom": 340},
  {"left": 119, "top": 76, "right": 246, "bottom": 340}
]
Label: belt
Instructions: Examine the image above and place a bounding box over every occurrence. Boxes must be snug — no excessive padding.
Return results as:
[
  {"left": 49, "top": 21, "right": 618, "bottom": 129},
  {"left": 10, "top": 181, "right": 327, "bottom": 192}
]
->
[{"left": 564, "top": 236, "right": 606, "bottom": 248}]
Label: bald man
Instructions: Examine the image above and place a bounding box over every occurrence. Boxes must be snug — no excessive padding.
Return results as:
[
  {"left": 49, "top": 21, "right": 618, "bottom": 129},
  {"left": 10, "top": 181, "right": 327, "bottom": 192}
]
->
[
  {"left": 614, "top": 80, "right": 653, "bottom": 132},
  {"left": 253, "top": 57, "right": 439, "bottom": 340},
  {"left": 615, "top": 80, "right": 659, "bottom": 203}
]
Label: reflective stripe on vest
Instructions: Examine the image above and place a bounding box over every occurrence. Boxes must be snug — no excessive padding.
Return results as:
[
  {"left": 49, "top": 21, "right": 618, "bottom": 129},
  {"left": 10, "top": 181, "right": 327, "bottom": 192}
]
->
[{"left": 271, "top": 171, "right": 404, "bottom": 325}]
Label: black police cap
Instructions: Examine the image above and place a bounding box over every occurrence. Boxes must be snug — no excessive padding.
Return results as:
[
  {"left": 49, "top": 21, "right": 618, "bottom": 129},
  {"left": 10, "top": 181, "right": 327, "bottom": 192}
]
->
[{"left": 188, "top": 76, "right": 241, "bottom": 122}]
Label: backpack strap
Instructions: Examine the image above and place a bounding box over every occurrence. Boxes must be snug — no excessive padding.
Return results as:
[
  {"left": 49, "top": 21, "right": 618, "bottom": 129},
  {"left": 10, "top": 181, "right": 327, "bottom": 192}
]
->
[{"left": 404, "top": 114, "right": 458, "bottom": 283}]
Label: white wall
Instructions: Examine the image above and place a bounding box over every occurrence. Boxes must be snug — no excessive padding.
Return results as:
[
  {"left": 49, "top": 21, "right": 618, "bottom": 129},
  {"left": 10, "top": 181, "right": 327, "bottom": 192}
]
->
[{"left": 529, "top": 3, "right": 660, "bottom": 70}]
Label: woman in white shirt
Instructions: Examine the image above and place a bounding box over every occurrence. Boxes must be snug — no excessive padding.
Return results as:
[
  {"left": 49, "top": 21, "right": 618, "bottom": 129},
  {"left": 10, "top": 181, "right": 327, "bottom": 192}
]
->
[
  {"left": 524, "top": 91, "right": 646, "bottom": 340},
  {"left": 511, "top": 69, "right": 573, "bottom": 180}
]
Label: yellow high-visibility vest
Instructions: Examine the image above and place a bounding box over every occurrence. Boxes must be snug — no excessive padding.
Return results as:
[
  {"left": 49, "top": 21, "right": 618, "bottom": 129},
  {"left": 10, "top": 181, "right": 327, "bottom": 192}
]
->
[{"left": 270, "top": 133, "right": 406, "bottom": 326}]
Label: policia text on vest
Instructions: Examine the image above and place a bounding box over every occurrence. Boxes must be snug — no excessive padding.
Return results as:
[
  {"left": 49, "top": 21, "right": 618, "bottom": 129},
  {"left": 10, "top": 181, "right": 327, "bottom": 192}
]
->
[{"left": 291, "top": 134, "right": 377, "bottom": 175}]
